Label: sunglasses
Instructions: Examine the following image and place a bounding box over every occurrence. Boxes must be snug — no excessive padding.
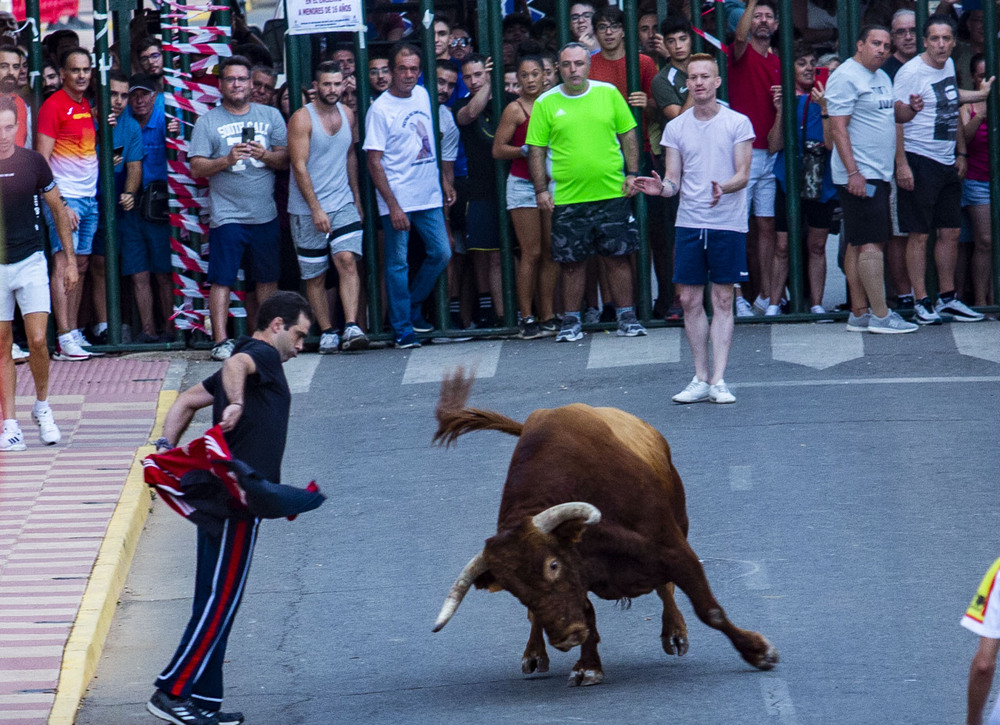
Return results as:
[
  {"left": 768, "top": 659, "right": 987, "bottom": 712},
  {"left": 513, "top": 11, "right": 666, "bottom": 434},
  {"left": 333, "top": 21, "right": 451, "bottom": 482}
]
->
[{"left": 450, "top": 37, "right": 471, "bottom": 47}]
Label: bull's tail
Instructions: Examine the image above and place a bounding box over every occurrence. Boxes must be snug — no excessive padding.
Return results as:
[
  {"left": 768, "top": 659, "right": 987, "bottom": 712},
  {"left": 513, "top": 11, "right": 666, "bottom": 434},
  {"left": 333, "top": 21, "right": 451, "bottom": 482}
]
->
[{"left": 433, "top": 367, "right": 523, "bottom": 447}]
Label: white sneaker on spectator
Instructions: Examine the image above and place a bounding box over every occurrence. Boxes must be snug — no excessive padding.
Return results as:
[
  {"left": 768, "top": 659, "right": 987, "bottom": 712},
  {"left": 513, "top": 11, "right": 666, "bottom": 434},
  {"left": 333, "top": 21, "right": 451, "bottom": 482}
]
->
[
  {"left": 72, "top": 328, "right": 104, "bottom": 356},
  {"left": 752, "top": 295, "right": 769, "bottom": 315},
  {"left": 708, "top": 380, "right": 736, "bottom": 404},
  {"left": 54, "top": 334, "right": 91, "bottom": 361},
  {"left": 12, "top": 343, "right": 29, "bottom": 363},
  {"left": 1, "top": 424, "right": 26, "bottom": 451},
  {"left": 764, "top": 304, "right": 781, "bottom": 316},
  {"left": 31, "top": 405, "right": 61, "bottom": 445},
  {"left": 211, "top": 339, "right": 235, "bottom": 361},
  {"left": 735, "top": 297, "right": 754, "bottom": 317},
  {"left": 672, "top": 376, "right": 710, "bottom": 404},
  {"left": 340, "top": 324, "right": 370, "bottom": 351},
  {"left": 935, "top": 297, "right": 984, "bottom": 322},
  {"left": 583, "top": 307, "right": 601, "bottom": 325},
  {"left": 318, "top": 330, "right": 340, "bottom": 354}
]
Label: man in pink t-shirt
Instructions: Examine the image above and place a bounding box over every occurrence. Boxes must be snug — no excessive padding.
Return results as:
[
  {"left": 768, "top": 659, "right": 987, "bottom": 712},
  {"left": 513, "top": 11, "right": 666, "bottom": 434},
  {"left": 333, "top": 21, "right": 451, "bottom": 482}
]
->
[{"left": 727, "top": 0, "right": 780, "bottom": 316}]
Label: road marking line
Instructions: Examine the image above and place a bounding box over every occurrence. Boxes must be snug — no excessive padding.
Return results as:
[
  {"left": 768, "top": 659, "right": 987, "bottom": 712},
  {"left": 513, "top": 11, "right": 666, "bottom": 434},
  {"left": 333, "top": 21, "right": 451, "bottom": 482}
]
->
[
  {"left": 730, "top": 465, "right": 753, "bottom": 491},
  {"left": 761, "top": 678, "right": 799, "bottom": 724},
  {"left": 771, "top": 324, "right": 864, "bottom": 370},
  {"left": 402, "top": 341, "right": 503, "bottom": 384},
  {"left": 586, "top": 328, "right": 680, "bottom": 369},
  {"left": 283, "top": 354, "right": 322, "bottom": 394},
  {"left": 952, "top": 324, "right": 1000, "bottom": 363},
  {"left": 735, "top": 375, "right": 1000, "bottom": 389}
]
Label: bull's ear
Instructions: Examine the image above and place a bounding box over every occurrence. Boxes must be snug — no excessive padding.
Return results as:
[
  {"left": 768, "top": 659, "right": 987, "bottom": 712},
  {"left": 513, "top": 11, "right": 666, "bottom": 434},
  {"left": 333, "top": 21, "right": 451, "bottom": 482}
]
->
[
  {"left": 550, "top": 519, "right": 590, "bottom": 546},
  {"left": 474, "top": 570, "right": 500, "bottom": 591}
]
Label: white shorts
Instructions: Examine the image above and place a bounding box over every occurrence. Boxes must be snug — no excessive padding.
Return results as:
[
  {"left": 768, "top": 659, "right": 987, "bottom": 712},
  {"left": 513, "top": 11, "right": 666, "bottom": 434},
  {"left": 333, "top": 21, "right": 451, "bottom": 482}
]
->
[
  {"left": 291, "top": 203, "right": 363, "bottom": 281},
  {"left": 747, "top": 148, "right": 777, "bottom": 218},
  {"left": 0, "top": 251, "right": 51, "bottom": 321},
  {"left": 506, "top": 174, "right": 537, "bottom": 210}
]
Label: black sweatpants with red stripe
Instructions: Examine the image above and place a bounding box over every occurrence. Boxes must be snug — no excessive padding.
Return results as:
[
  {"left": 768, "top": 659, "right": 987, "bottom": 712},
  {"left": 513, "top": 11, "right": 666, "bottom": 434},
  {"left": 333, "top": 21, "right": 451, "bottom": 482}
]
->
[{"left": 156, "top": 518, "right": 259, "bottom": 711}]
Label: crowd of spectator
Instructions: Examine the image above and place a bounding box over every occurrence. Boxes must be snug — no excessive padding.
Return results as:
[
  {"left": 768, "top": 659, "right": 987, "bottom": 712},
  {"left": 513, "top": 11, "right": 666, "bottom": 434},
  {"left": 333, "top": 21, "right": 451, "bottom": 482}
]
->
[{"left": 1, "top": 0, "right": 998, "bottom": 443}]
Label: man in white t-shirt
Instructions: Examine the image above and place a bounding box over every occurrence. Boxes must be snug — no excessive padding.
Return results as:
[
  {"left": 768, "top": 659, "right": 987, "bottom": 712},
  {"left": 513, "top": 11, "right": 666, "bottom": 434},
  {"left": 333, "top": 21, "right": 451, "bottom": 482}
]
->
[
  {"left": 893, "top": 14, "right": 993, "bottom": 325},
  {"left": 961, "top": 557, "right": 1000, "bottom": 725},
  {"left": 636, "top": 54, "right": 752, "bottom": 405},
  {"left": 364, "top": 43, "right": 456, "bottom": 349}
]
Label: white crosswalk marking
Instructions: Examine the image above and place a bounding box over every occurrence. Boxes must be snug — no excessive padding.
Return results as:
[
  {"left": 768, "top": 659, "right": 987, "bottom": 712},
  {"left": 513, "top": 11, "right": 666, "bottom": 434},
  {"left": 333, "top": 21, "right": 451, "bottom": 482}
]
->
[
  {"left": 402, "top": 341, "right": 503, "bottom": 384},
  {"left": 586, "top": 328, "right": 680, "bottom": 369},
  {"left": 761, "top": 678, "right": 800, "bottom": 724},
  {"left": 952, "top": 323, "right": 1000, "bottom": 363},
  {"left": 770, "top": 324, "right": 864, "bottom": 370},
  {"left": 730, "top": 465, "right": 753, "bottom": 491},
  {"left": 283, "top": 354, "right": 322, "bottom": 394}
]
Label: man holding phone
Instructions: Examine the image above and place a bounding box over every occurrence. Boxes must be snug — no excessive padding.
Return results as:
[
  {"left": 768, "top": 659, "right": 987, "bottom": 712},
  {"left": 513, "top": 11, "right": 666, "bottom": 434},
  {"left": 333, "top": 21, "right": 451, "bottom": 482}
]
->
[
  {"left": 826, "top": 25, "right": 917, "bottom": 334},
  {"left": 189, "top": 56, "right": 289, "bottom": 361}
]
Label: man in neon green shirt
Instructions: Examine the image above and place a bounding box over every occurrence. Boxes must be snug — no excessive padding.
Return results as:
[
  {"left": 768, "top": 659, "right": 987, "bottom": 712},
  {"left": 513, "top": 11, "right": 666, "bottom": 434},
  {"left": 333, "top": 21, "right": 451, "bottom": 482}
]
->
[{"left": 526, "top": 42, "right": 646, "bottom": 341}]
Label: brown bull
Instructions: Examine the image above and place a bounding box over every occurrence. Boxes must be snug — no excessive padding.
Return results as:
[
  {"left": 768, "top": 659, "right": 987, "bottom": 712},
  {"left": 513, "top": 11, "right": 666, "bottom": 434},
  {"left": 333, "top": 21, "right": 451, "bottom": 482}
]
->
[{"left": 431, "top": 369, "right": 778, "bottom": 686}]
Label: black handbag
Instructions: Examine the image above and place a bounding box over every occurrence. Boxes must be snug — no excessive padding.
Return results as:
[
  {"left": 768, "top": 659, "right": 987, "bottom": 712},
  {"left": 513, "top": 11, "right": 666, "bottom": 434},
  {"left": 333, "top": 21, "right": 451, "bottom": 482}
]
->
[
  {"left": 800, "top": 97, "right": 826, "bottom": 201},
  {"left": 140, "top": 179, "right": 169, "bottom": 224}
]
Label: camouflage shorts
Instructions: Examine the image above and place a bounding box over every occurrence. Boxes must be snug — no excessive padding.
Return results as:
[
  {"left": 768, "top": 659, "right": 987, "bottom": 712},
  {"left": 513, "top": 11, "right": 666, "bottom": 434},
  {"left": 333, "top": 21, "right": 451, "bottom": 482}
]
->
[{"left": 550, "top": 197, "right": 639, "bottom": 263}]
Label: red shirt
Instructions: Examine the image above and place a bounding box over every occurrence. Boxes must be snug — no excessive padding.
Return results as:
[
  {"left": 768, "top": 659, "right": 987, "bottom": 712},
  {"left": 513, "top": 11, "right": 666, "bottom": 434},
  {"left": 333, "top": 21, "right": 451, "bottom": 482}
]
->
[
  {"left": 727, "top": 43, "right": 781, "bottom": 150},
  {"left": 589, "top": 52, "right": 657, "bottom": 151},
  {"left": 36, "top": 88, "right": 98, "bottom": 198}
]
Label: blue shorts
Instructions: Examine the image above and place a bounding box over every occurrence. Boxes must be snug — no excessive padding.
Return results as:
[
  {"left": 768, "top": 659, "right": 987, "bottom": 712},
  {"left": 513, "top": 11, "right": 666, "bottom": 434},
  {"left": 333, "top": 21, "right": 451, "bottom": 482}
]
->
[
  {"left": 962, "top": 178, "right": 990, "bottom": 207},
  {"left": 43, "top": 196, "right": 99, "bottom": 256},
  {"left": 120, "top": 210, "right": 171, "bottom": 276},
  {"left": 207, "top": 219, "right": 280, "bottom": 287},
  {"left": 673, "top": 227, "right": 749, "bottom": 285}
]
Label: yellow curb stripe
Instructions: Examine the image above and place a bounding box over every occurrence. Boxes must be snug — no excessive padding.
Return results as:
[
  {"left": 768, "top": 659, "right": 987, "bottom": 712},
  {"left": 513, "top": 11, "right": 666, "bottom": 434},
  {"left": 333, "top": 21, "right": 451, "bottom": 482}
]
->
[{"left": 47, "top": 389, "right": 177, "bottom": 725}]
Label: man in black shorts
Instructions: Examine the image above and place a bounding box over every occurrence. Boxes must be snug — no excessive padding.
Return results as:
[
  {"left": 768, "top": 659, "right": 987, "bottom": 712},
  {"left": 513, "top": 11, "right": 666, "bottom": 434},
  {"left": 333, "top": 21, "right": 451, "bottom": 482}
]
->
[
  {"left": 0, "top": 97, "right": 77, "bottom": 451},
  {"left": 147, "top": 291, "right": 312, "bottom": 725}
]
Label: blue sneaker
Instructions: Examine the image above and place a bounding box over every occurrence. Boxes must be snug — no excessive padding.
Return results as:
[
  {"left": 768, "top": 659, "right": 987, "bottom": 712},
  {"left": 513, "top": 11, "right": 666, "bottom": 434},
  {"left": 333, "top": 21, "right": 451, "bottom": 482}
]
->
[
  {"left": 396, "top": 332, "right": 421, "bottom": 349},
  {"left": 555, "top": 315, "right": 583, "bottom": 342},
  {"left": 412, "top": 316, "right": 434, "bottom": 333}
]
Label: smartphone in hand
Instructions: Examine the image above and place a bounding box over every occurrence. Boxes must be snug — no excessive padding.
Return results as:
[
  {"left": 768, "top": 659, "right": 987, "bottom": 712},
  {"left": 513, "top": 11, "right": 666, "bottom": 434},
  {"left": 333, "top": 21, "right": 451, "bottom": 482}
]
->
[
  {"left": 814, "top": 66, "right": 830, "bottom": 88},
  {"left": 241, "top": 126, "right": 255, "bottom": 145}
]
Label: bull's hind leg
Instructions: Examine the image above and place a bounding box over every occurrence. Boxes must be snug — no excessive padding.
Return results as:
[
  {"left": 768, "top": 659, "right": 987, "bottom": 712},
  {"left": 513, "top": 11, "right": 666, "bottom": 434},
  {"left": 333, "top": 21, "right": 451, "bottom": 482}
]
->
[
  {"left": 522, "top": 611, "right": 550, "bottom": 675},
  {"left": 655, "top": 583, "right": 689, "bottom": 656},
  {"left": 663, "top": 543, "right": 779, "bottom": 670},
  {"left": 568, "top": 597, "right": 604, "bottom": 686}
]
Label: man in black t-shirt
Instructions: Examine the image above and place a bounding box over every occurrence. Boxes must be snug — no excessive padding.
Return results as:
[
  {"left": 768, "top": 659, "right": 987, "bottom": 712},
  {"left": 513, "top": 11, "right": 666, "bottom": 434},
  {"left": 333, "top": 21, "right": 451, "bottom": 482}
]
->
[
  {"left": 148, "top": 291, "right": 312, "bottom": 725},
  {"left": 0, "top": 98, "right": 76, "bottom": 452}
]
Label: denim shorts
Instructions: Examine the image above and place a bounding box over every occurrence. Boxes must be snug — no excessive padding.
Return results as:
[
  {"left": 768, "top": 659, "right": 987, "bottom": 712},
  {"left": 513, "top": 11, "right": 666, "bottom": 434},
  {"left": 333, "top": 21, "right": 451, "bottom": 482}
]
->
[
  {"left": 962, "top": 178, "right": 991, "bottom": 207},
  {"left": 43, "top": 196, "right": 99, "bottom": 255},
  {"left": 673, "top": 227, "right": 749, "bottom": 285},
  {"left": 506, "top": 174, "right": 537, "bottom": 210},
  {"left": 747, "top": 148, "right": 777, "bottom": 218}
]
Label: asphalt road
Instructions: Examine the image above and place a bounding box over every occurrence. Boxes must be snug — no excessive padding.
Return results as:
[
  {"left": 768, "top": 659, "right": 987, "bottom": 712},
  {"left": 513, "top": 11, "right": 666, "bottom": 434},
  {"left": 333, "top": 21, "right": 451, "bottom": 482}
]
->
[{"left": 77, "top": 322, "right": 1000, "bottom": 724}]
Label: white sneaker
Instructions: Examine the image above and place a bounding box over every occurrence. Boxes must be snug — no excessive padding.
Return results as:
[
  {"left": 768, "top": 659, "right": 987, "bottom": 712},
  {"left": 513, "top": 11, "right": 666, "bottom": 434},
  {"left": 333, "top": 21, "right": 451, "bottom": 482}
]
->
[
  {"left": 810, "top": 305, "right": 826, "bottom": 314},
  {"left": 709, "top": 380, "right": 736, "bottom": 404},
  {"left": 752, "top": 296, "right": 770, "bottom": 315},
  {"left": 12, "top": 343, "right": 29, "bottom": 363},
  {"left": 735, "top": 297, "right": 754, "bottom": 318},
  {"left": 318, "top": 330, "right": 340, "bottom": 354},
  {"left": 72, "top": 328, "right": 104, "bottom": 356},
  {"left": 32, "top": 406, "right": 61, "bottom": 445},
  {"left": 672, "top": 376, "right": 710, "bottom": 404},
  {"left": 0, "top": 425, "right": 26, "bottom": 451},
  {"left": 340, "top": 324, "right": 370, "bottom": 351},
  {"left": 764, "top": 304, "right": 781, "bottom": 316},
  {"left": 54, "top": 334, "right": 91, "bottom": 361}
]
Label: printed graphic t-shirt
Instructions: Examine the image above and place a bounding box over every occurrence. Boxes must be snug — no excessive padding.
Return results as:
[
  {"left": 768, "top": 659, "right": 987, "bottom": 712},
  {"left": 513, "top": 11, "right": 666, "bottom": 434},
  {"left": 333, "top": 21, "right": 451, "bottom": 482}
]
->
[
  {"left": 36, "top": 88, "right": 98, "bottom": 198},
  {"left": 824, "top": 58, "right": 896, "bottom": 184},
  {"left": 0, "top": 147, "right": 55, "bottom": 264},
  {"left": 893, "top": 55, "right": 960, "bottom": 166},
  {"left": 363, "top": 85, "right": 444, "bottom": 216}
]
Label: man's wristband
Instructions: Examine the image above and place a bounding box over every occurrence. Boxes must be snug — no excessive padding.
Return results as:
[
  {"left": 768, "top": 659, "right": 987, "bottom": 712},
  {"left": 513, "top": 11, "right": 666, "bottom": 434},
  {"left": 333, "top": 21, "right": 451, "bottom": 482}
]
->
[
  {"left": 229, "top": 402, "right": 244, "bottom": 407},
  {"left": 847, "top": 170, "right": 861, "bottom": 178},
  {"left": 625, "top": 171, "right": 637, "bottom": 176},
  {"left": 820, "top": 114, "right": 830, "bottom": 119}
]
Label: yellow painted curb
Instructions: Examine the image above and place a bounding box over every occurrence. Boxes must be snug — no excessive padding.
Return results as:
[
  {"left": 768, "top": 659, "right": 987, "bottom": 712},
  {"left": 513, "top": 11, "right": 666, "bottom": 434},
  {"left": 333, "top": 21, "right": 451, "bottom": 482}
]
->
[{"left": 48, "top": 389, "right": 178, "bottom": 725}]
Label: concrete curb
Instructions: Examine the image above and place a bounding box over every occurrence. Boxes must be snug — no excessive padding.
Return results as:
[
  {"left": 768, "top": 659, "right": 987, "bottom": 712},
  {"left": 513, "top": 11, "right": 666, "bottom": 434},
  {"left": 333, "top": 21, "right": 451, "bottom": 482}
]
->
[{"left": 47, "top": 388, "right": 178, "bottom": 725}]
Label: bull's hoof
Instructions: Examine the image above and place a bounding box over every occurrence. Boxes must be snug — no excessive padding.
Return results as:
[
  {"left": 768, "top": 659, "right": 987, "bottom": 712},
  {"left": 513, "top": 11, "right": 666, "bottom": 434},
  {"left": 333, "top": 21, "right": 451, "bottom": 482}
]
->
[
  {"left": 661, "top": 632, "right": 689, "bottom": 656},
  {"left": 567, "top": 667, "right": 604, "bottom": 687},
  {"left": 745, "top": 639, "right": 780, "bottom": 671},
  {"left": 521, "top": 653, "right": 550, "bottom": 675}
]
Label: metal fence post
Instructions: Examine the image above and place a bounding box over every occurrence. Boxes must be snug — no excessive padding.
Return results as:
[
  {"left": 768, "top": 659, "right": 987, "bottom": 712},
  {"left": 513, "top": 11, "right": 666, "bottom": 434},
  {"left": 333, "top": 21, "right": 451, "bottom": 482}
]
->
[
  {"left": 778, "top": 0, "right": 803, "bottom": 313},
  {"left": 557, "top": 0, "right": 571, "bottom": 49},
  {"left": 837, "top": 1, "right": 852, "bottom": 60},
  {"left": 715, "top": 0, "right": 728, "bottom": 100},
  {"left": 285, "top": 24, "right": 304, "bottom": 115},
  {"left": 24, "top": 0, "right": 42, "bottom": 110},
  {"left": 915, "top": 0, "right": 927, "bottom": 54},
  {"left": 624, "top": 0, "right": 651, "bottom": 321},
  {"left": 690, "top": 0, "right": 703, "bottom": 53},
  {"left": 983, "top": 0, "right": 1000, "bottom": 303}
]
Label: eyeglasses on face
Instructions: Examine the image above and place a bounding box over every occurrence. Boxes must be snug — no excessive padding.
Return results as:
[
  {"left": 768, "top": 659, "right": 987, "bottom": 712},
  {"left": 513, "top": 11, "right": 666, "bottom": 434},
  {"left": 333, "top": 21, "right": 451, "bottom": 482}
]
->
[
  {"left": 221, "top": 75, "right": 250, "bottom": 85},
  {"left": 450, "top": 37, "right": 471, "bottom": 47},
  {"left": 570, "top": 11, "right": 594, "bottom": 22},
  {"left": 141, "top": 52, "right": 161, "bottom": 62},
  {"left": 595, "top": 22, "right": 623, "bottom": 32},
  {"left": 892, "top": 28, "right": 916, "bottom": 36}
]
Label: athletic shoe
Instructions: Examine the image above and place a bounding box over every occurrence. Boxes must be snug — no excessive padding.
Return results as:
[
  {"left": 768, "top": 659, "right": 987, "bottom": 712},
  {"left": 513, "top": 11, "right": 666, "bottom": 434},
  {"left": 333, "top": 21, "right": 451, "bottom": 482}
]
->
[
  {"left": 752, "top": 295, "right": 769, "bottom": 315},
  {"left": 341, "top": 324, "right": 370, "bottom": 351},
  {"left": 735, "top": 297, "right": 754, "bottom": 317},
  {"left": 708, "top": 380, "right": 736, "bottom": 404},
  {"left": 134, "top": 331, "right": 160, "bottom": 344},
  {"left": 12, "top": 343, "right": 29, "bottom": 364},
  {"left": 583, "top": 306, "right": 601, "bottom": 325},
  {"left": 31, "top": 407, "right": 61, "bottom": 445},
  {"left": 211, "top": 339, "right": 235, "bottom": 361},
  {"left": 72, "top": 328, "right": 104, "bottom": 356},
  {"left": 411, "top": 316, "right": 434, "bottom": 333},
  {"left": 616, "top": 312, "right": 647, "bottom": 337},
  {"left": 764, "top": 304, "right": 781, "bottom": 316},
  {"left": 845, "top": 312, "right": 870, "bottom": 332},
  {"left": 318, "top": 330, "right": 340, "bottom": 354},
  {"left": 396, "top": 332, "right": 421, "bottom": 349},
  {"left": 539, "top": 317, "right": 560, "bottom": 336},
  {"left": 810, "top": 305, "right": 826, "bottom": 315},
  {"left": 53, "top": 336, "right": 91, "bottom": 361},
  {"left": 935, "top": 297, "right": 984, "bottom": 323},
  {"left": 913, "top": 298, "right": 942, "bottom": 326},
  {"left": 868, "top": 310, "right": 918, "bottom": 334},
  {"left": 672, "top": 376, "right": 710, "bottom": 404},
  {"left": 147, "top": 689, "right": 219, "bottom": 725},
  {"left": 555, "top": 315, "right": 583, "bottom": 342},
  {"left": 518, "top": 316, "right": 543, "bottom": 340},
  {"left": 216, "top": 712, "right": 245, "bottom": 725},
  {"left": 0, "top": 425, "right": 26, "bottom": 452}
]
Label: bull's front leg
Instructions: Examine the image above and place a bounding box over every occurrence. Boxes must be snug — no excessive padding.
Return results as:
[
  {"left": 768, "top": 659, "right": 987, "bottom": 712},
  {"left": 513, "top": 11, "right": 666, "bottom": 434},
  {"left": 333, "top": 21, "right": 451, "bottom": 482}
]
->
[
  {"left": 568, "top": 597, "right": 603, "bottom": 686},
  {"left": 522, "top": 610, "right": 550, "bottom": 675},
  {"left": 655, "top": 583, "right": 689, "bottom": 656}
]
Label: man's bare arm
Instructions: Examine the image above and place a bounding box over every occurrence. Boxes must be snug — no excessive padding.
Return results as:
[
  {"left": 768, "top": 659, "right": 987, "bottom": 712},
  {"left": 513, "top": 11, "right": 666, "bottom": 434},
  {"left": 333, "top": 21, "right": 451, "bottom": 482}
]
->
[{"left": 161, "top": 383, "right": 216, "bottom": 447}]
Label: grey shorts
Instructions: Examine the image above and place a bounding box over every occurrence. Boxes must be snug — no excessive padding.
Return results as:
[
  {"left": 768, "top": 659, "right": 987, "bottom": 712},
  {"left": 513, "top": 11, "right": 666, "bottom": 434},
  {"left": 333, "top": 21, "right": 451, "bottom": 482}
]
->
[
  {"left": 550, "top": 197, "right": 639, "bottom": 263},
  {"left": 291, "top": 203, "right": 363, "bottom": 280}
]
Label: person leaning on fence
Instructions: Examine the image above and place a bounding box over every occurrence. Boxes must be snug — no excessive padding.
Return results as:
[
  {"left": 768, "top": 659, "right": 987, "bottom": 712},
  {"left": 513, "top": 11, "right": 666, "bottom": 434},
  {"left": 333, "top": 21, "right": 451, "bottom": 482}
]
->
[
  {"left": 363, "top": 42, "right": 455, "bottom": 350},
  {"left": 0, "top": 46, "right": 30, "bottom": 148},
  {"left": 287, "top": 60, "right": 368, "bottom": 355},
  {"left": 765, "top": 41, "right": 836, "bottom": 317},
  {"left": 188, "top": 55, "right": 289, "bottom": 362},
  {"left": 826, "top": 25, "right": 917, "bottom": 334}
]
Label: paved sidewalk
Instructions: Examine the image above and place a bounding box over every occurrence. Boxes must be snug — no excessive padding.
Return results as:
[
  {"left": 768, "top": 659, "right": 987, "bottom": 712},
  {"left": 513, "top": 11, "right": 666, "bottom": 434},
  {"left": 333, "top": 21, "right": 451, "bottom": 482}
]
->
[{"left": 0, "top": 355, "right": 175, "bottom": 725}]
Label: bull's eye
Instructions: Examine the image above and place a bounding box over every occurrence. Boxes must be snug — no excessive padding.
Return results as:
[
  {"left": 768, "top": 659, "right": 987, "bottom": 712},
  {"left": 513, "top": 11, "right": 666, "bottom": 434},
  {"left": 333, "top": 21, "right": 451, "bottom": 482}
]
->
[
  {"left": 549, "top": 560, "right": 559, "bottom": 571},
  {"left": 544, "top": 558, "right": 560, "bottom": 581}
]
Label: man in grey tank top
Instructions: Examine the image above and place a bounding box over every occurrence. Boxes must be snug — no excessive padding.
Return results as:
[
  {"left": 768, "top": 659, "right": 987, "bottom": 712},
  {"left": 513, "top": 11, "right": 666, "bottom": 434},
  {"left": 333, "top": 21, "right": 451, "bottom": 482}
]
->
[{"left": 288, "top": 60, "right": 368, "bottom": 353}]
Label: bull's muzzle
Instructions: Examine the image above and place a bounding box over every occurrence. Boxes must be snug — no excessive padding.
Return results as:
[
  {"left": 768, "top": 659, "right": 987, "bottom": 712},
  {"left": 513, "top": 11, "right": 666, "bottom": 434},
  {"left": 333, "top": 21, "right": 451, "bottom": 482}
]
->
[{"left": 551, "top": 624, "right": 589, "bottom": 652}]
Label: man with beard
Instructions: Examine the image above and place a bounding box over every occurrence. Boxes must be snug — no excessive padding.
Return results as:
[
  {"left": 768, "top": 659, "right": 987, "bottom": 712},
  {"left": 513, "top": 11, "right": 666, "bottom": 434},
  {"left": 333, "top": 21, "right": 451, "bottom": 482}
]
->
[
  {"left": 287, "top": 61, "right": 368, "bottom": 354},
  {"left": 36, "top": 47, "right": 99, "bottom": 361},
  {"left": 189, "top": 56, "right": 289, "bottom": 361},
  {"left": 0, "top": 47, "right": 30, "bottom": 147},
  {"left": 136, "top": 37, "right": 165, "bottom": 92},
  {"left": 368, "top": 51, "right": 391, "bottom": 99},
  {"left": 41, "top": 62, "right": 61, "bottom": 99}
]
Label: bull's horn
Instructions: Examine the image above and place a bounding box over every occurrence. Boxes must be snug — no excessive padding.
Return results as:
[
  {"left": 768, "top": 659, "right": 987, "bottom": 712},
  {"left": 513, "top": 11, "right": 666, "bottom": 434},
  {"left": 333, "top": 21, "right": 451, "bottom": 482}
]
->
[
  {"left": 432, "top": 551, "right": 488, "bottom": 632},
  {"left": 532, "top": 502, "right": 602, "bottom": 534}
]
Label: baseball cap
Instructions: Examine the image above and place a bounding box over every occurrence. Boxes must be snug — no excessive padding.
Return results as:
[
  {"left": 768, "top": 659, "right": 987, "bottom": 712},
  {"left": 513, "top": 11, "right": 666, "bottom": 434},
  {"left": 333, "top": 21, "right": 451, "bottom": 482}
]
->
[{"left": 128, "top": 72, "right": 157, "bottom": 94}]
